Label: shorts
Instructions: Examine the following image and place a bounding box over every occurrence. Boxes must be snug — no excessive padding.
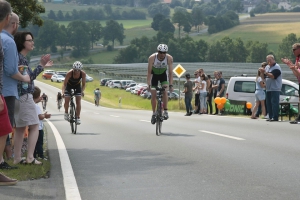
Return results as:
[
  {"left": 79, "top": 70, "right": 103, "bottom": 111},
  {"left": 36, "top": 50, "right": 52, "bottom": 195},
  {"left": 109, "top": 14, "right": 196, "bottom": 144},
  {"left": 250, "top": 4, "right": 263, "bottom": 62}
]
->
[
  {"left": 0, "top": 95, "right": 12, "bottom": 137},
  {"left": 14, "top": 94, "right": 39, "bottom": 127},
  {"left": 151, "top": 73, "right": 168, "bottom": 88},
  {"left": 255, "top": 90, "right": 265, "bottom": 101},
  {"left": 64, "top": 84, "right": 82, "bottom": 96}
]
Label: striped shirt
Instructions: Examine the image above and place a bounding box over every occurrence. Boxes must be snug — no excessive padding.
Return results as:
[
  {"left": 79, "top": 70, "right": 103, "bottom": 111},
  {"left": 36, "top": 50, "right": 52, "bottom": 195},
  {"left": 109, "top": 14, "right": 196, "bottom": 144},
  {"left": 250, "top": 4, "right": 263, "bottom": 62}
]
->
[{"left": 18, "top": 53, "right": 44, "bottom": 96}]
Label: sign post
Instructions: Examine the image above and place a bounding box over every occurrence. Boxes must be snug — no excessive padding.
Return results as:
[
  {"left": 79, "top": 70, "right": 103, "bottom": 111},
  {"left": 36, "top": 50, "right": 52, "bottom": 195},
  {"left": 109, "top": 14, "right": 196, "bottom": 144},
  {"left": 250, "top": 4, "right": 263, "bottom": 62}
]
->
[{"left": 173, "top": 64, "right": 186, "bottom": 109}]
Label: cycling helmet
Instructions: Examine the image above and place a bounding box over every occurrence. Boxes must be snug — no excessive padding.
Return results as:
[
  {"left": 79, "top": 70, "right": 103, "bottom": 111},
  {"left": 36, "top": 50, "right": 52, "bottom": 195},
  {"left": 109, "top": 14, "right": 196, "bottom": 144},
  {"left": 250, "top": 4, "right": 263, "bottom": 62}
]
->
[
  {"left": 73, "top": 61, "right": 83, "bottom": 70},
  {"left": 157, "top": 44, "right": 168, "bottom": 52}
]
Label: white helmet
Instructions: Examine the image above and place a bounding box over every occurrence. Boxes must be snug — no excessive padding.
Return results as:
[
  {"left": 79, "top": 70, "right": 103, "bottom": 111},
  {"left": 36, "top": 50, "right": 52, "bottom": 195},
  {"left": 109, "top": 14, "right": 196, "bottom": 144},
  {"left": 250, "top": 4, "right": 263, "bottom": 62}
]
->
[
  {"left": 157, "top": 44, "right": 168, "bottom": 52},
  {"left": 73, "top": 61, "right": 83, "bottom": 70}
]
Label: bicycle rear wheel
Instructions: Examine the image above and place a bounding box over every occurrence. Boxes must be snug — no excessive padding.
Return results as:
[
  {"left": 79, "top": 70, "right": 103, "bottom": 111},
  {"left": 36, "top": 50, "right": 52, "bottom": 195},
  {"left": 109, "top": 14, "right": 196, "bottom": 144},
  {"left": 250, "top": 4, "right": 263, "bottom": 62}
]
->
[{"left": 69, "top": 103, "right": 77, "bottom": 134}]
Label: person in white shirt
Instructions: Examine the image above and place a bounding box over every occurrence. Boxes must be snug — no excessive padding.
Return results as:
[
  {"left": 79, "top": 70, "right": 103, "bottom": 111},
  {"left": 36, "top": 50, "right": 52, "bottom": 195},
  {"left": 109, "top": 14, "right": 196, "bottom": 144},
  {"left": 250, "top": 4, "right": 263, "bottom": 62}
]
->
[
  {"left": 199, "top": 74, "right": 207, "bottom": 114},
  {"left": 251, "top": 68, "right": 267, "bottom": 119}
]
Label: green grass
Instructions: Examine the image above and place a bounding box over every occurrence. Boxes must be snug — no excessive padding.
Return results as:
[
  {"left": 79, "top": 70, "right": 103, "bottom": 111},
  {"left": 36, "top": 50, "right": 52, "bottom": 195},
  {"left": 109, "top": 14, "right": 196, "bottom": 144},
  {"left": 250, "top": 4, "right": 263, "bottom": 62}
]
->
[{"left": 0, "top": 129, "right": 51, "bottom": 181}]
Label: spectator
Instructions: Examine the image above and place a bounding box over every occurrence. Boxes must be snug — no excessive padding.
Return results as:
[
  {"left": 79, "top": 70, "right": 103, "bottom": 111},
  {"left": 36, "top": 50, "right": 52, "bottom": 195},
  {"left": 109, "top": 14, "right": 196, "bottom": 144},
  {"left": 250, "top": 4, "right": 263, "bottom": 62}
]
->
[
  {"left": 33, "top": 86, "right": 51, "bottom": 160},
  {"left": 94, "top": 88, "right": 101, "bottom": 106},
  {"left": 13, "top": 31, "right": 53, "bottom": 165},
  {"left": 261, "top": 54, "right": 282, "bottom": 122},
  {"left": 199, "top": 74, "right": 207, "bottom": 114},
  {"left": 255, "top": 62, "right": 268, "bottom": 118},
  {"left": 0, "top": 0, "right": 18, "bottom": 185},
  {"left": 183, "top": 73, "right": 193, "bottom": 116},
  {"left": 1, "top": 12, "right": 30, "bottom": 168},
  {"left": 192, "top": 70, "right": 200, "bottom": 114},
  {"left": 212, "top": 71, "right": 220, "bottom": 114},
  {"left": 251, "top": 68, "right": 267, "bottom": 119},
  {"left": 281, "top": 43, "right": 300, "bottom": 124},
  {"left": 206, "top": 75, "right": 213, "bottom": 114}
]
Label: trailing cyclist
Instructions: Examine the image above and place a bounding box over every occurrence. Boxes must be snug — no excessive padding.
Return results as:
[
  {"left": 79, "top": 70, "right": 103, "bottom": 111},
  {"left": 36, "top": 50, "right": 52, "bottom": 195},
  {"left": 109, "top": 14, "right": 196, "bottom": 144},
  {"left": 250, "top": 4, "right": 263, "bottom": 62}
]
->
[
  {"left": 147, "top": 44, "right": 173, "bottom": 124},
  {"left": 57, "top": 92, "right": 63, "bottom": 111},
  {"left": 41, "top": 93, "right": 48, "bottom": 111},
  {"left": 62, "top": 61, "right": 86, "bottom": 125}
]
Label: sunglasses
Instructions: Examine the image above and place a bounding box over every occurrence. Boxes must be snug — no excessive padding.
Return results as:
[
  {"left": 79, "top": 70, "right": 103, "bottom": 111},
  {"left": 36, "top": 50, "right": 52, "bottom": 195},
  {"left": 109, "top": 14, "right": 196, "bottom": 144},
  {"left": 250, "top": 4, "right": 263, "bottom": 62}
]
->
[
  {"left": 158, "top": 51, "right": 166, "bottom": 54},
  {"left": 293, "top": 48, "right": 299, "bottom": 52}
]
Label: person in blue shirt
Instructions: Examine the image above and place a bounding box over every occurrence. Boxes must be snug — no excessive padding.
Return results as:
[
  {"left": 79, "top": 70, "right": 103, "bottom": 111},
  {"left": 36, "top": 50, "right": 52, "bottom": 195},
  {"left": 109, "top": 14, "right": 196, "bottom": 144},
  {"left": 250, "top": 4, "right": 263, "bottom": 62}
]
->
[{"left": 0, "top": 12, "right": 30, "bottom": 170}]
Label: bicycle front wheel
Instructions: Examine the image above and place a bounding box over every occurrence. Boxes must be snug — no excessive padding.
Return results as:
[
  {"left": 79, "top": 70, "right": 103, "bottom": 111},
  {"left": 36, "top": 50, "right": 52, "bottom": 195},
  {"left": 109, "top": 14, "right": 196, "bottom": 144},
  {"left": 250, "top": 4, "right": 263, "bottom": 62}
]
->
[
  {"left": 156, "top": 101, "right": 162, "bottom": 136},
  {"left": 69, "top": 103, "right": 77, "bottom": 134}
]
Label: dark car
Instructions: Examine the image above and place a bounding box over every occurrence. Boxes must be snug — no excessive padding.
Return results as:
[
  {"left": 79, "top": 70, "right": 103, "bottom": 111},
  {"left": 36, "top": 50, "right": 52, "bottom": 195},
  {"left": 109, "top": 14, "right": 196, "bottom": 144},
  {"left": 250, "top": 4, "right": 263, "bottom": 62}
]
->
[{"left": 100, "top": 78, "right": 112, "bottom": 86}]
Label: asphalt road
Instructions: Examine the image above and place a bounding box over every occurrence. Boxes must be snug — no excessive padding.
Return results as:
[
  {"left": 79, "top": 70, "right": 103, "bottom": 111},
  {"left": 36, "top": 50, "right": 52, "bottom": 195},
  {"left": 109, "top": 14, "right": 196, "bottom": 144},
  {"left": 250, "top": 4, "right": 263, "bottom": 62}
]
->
[{"left": 2, "top": 81, "right": 300, "bottom": 200}]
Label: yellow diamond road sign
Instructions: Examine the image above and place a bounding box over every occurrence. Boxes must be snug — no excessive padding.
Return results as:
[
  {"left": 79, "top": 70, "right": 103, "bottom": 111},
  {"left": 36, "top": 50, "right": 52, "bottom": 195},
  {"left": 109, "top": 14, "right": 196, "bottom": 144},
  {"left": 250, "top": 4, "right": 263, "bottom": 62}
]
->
[{"left": 173, "top": 64, "right": 186, "bottom": 78}]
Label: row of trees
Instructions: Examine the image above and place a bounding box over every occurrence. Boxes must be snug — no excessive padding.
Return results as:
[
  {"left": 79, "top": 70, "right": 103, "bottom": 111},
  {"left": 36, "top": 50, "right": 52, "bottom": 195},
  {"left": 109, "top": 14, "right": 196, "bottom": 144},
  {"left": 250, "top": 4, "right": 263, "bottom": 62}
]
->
[
  {"left": 114, "top": 32, "right": 300, "bottom": 64},
  {"left": 47, "top": 6, "right": 146, "bottom": 21},
  {"left": 31, "top": 19, "right": 125, "bottom": 58}
]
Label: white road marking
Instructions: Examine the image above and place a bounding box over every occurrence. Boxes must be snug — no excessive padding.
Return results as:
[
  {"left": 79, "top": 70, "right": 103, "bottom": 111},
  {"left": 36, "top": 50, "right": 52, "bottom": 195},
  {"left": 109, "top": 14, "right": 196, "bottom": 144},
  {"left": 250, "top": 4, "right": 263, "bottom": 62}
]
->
[
  {"left": 199, "top": 130, "right": 245, "bottom": 141},
  {"left": 45, "top": 119, "right": 81, "bottom": 200},
  {"left": 140, "top": 120, "right": 150, "bottom": 123},
  {"left": 110, "top": 115, "right": 120, "bottom": 117}
]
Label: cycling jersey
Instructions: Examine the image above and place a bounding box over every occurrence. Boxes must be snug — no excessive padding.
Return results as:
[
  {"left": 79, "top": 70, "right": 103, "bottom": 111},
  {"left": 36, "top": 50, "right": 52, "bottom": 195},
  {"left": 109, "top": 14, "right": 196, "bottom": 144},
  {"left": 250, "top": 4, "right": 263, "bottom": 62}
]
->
[
  {"left": 65, "top": 70, "right": 82, "bottom": 96},
  {"left": 151, "top": 53, "right": 169, "bottom": 87}
]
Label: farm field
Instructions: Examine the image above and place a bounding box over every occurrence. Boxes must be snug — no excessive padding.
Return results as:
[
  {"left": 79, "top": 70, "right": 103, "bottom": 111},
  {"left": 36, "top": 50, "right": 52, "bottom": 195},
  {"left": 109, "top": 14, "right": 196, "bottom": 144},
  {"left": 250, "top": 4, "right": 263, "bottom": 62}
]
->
[{"left": 195, "top": 13, "right": 300, "bottom": 52}]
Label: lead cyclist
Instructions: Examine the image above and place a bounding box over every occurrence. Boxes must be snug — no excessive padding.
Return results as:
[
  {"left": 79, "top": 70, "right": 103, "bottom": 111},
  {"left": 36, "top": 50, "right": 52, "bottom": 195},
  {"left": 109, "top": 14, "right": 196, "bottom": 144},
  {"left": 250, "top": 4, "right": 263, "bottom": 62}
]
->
[{"left": 147, "top": 44, "right": 173, "bottom": 124}]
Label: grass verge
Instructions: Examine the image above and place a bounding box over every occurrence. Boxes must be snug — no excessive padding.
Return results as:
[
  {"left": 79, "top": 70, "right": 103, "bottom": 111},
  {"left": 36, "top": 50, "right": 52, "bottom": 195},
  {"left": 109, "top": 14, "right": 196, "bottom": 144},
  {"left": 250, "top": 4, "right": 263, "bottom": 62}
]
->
[{"left": 0, "top": 128, "right": 50, "bottom": 181}]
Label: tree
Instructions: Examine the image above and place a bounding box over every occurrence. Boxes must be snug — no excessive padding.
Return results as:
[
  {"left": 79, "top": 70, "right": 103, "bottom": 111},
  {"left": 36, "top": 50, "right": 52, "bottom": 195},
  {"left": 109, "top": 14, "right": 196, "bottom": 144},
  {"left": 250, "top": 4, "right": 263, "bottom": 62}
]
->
[
  {"left": 57, "top": 10, "right": 64, "bottom": 21},
  {"left": 148, "top": 3, "right": 171, "bottom": 18},
  {"left": 114, "top": 45, "right": 139, "bottom": 63},
  {"left": 104, "top": 4, "right": 113, "bottom": 17},
  {"left": 195, "top": 39, "right": 209, "bottom": 62},
  {"left": 57, "top": 25, "right": 68, "bottom": 50},
  {"left": 151, "top": 14, "right": 166, "bottom": 31},
  {"left": 88, "top": 20, "right": 102, "bottom": 49},
  {"left": 172, "top": 11, "right": 188, "bottom": 38},
  {"left": 139, "top": 0, "right": 160, "bottom": 7},
  {"left": 159, "top": 19, "right": 175, "bottom": 34},
  {"left": 246, "top": 41, "right": 268, "bottom": 63},
  {"left": 67, "top": 20, "right": 90, "bottom": 57},
  {"left": 9, "top": 0, "right": 45, "bottom": 27},
  {"left": 170, "top": 0, "right": 183, "bottom": 8},
  {"left": 103, "top": 20, "right": 125, "bottom": 48},
  {"left": 48, "top": 10, "right": 56, "bottom": 20},
  {"left": 192, "top": 6, "right": 204, "bottom": 32},
  {"left": 277, "top": 33, "right": 299, "bottom": 61},
  {"left": 36, "top": 20, "right": 60, "bottom": 51}
]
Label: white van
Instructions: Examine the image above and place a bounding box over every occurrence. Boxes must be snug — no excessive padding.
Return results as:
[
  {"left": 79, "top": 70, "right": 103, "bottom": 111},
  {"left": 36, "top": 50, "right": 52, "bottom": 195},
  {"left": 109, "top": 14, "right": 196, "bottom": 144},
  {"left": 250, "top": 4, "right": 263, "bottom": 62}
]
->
[{"left": 226, "top": 77, "right": 299, "bottom": 114}]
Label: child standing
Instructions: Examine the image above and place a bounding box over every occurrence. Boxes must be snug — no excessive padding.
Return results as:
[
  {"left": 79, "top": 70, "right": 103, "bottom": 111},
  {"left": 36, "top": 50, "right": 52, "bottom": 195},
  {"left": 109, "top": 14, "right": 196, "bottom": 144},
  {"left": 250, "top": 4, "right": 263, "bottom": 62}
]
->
[{"left": 32, "top": 86, "right": 51, "bottom": 160}]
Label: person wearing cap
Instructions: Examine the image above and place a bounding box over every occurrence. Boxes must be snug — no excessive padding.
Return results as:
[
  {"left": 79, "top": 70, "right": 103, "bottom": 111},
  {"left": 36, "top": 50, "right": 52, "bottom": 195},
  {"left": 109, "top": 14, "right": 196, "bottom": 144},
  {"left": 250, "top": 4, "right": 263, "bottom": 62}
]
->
[
  {"left": 183, "top": 73, "right": 193, "bottom": 116},
  {"left": 147, "top": 44, "right": 173, "bottom": 124}
]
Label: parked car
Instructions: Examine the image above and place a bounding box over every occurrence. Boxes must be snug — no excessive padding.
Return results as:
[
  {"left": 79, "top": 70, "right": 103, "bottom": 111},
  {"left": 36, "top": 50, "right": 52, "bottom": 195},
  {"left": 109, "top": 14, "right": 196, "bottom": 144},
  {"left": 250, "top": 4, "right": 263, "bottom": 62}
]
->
[
  {"left": 109, "top": 80, "right": 122, "bottom": 88},
  {"left": 120, "top": 80, "right": 135, "bottom": 89},
  {"left": 42, "top": 70, "right": 56, "bottom": 79},
  {"left": 124, "top": 83, "right": 137, "bottom": 90},
  {"left": 51, "top": 74, "right": 65, "bottom": 82},
  {"left": 100, "top": 78, "right": 112, "bottom": 86},
  {"left": 86, "top": 74, "right": 94, "bottom": 82},
  {"left": 168, "top": 91, "right": 179, "bottom": 100},
  {"left": 126, "top": 86, "right": 136, "bottom": 92},
  {"left": 56, "top": 71, "right": 68, "bottom": 77}
]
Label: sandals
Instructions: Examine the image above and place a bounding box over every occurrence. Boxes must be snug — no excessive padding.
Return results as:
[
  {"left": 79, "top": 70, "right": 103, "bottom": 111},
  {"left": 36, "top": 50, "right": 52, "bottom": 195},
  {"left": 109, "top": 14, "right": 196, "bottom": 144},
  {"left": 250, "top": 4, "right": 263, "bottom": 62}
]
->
[
  {"left": 15, "top": 159, "right": 27, "bottom": 165},
  {"left": 29, "top": 158, "right": 43, "bottom": 165}
]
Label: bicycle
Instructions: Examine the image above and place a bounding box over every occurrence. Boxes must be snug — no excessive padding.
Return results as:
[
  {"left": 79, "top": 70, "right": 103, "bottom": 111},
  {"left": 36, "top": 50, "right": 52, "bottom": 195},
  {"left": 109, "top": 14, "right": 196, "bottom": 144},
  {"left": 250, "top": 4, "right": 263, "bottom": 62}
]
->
[
  {"left": 155, "top": 86, "right": 166, "bottom": 136},
  {"left": 68, "top": 89, "right": 77, "bottom": 134}
]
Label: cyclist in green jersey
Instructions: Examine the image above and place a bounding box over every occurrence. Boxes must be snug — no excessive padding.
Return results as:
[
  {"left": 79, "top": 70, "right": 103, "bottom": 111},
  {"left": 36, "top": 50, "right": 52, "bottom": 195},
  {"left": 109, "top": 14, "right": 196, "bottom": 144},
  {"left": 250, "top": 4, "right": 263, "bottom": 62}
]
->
[{"left": 147, "top": 44, "right": 173, "bottom": 124}]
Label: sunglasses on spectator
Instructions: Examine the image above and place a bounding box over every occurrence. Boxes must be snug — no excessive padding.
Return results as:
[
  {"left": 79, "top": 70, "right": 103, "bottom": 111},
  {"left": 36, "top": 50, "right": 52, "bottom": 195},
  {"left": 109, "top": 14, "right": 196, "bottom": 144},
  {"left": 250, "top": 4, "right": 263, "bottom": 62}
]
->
[
  {"left": 158, "top": 51, "right": 166, "bottom": 54},
  {"left": 293, "top": 48, "right": 299, "bottom": 52}
]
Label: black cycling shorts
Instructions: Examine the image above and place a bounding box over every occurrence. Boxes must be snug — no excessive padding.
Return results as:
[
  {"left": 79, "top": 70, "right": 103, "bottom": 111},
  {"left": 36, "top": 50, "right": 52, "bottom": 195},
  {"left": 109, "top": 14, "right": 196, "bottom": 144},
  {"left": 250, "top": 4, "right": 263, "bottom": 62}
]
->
[
  {"left": 64, "top": 84, "right": 82, "bottom": 96},
  {"left": 151, "top": 73, "right": 168, "bottom": 88}
]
